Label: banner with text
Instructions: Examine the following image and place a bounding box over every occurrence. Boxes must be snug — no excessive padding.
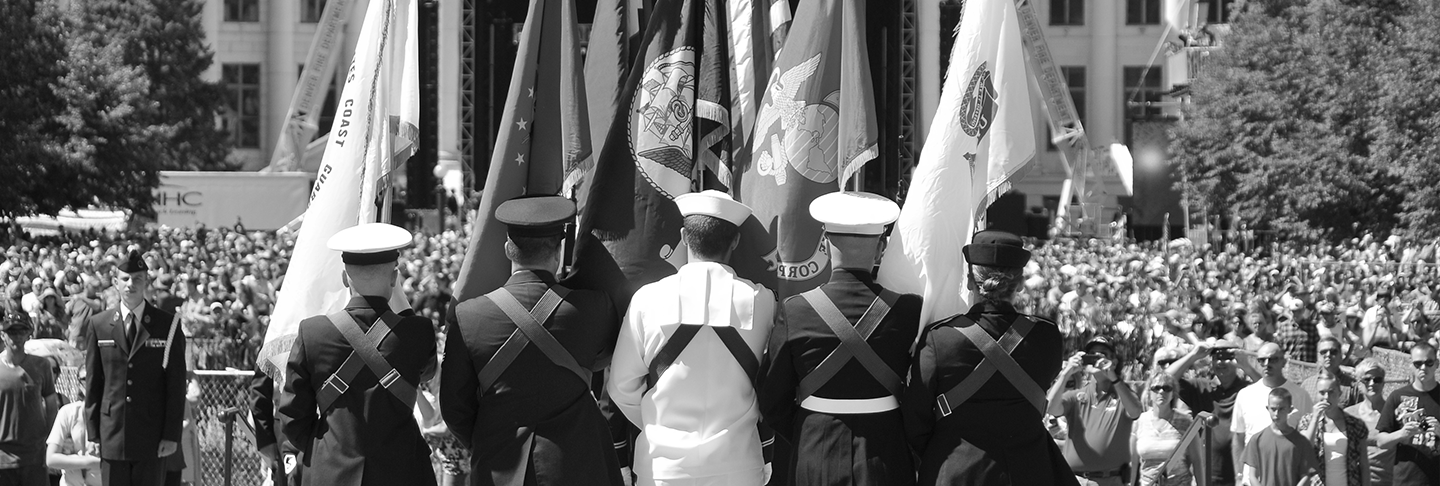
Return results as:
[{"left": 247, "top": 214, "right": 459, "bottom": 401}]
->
[{"left": 153, "top": 171, "right": 311, "bottom": 230}]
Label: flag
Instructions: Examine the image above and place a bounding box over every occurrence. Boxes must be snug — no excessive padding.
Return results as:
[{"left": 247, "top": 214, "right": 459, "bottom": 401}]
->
[
  {"left": 563, "top": 0, "right": 733, "bottom": 308},
  {"left": 259, "top": 0, "right": 419, "bottom": 378},
  {"left": 452, "top": 0, "right": 590, "bottom": 303},
  {"left": 876, "top": 0, "right": 1036, "bottom": 325},
  {"left": 575, "top": 0, "right": 643, "bottom": 210},
  {"left": 726, "top": 0, "right": 793, "bottom": 166},
  {"left": 732, "top": 0, "right": 879, "bottom": 298}
]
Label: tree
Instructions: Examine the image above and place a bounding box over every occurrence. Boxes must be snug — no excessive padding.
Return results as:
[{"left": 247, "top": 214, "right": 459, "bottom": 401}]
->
[
  {"left": 0, "top": 0, "right": 234, "bottom": 218},
  {"left": 1171, "top": 0, "right": 1408, "bottom": 241},
  {"left": 77, "top": 0, "right": 232, "bottom": 171},
  {"left": 0, "top": 0, "right": 69, "bottom": 217},
  {"left": 1372, "top": 0, "right": 1440, "bottom": 238}
]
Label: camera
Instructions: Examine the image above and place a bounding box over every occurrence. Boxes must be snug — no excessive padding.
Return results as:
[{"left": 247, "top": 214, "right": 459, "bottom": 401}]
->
[
  {"left": 1082, "top": 353, "right": 1103, "bottom": 365},
  {"left": 1210, "top": 349, "right": 1235, "bottom": 361}
]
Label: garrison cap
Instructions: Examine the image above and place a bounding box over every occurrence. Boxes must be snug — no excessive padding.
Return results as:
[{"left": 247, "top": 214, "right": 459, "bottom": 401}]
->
[
  {"left": 495, "top": 195, "right": 575, "bottom": 238},
  {"left": 675, "top": 190, "right": 751, "bottom": 227},
  {"left": 327, "top": 223, "right": 412, "bottom": 265},
  {"left": 962, "top": 229, "right": 1030, "bottom": 268},
  {"left": 809, "top": 192, "right": 899, "bottom": 236},
  {"left": 117, "top": 250, "right": 148, "bottom": 274}
]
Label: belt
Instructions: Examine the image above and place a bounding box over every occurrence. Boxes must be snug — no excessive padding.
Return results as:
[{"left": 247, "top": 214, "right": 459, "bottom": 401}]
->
[
  {"left": 799, "top": 396, "right": 899, "bottom": 414},
  {"left": 1075, "top": 469, "right": 1122, "bottom": 479}
]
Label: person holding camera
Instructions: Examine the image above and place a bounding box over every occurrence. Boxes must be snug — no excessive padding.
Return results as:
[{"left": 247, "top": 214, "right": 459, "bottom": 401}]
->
[
  {"left": 1375, "top": 342, "right": 1440, "bottom": 486},
  {"left": 1162, "top": 339, "right": 1260, "bottom": 486},
  {"left": 1047, "top": 336, "right": 1144, "bottom": 485}
]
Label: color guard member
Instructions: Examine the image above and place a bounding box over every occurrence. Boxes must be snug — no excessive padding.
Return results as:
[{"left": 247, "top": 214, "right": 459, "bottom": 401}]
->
[
  {"left": 277, "top": 223, "right": 437, "bottom": 486},
  {"left": 760, "top": 191, "right": 920, "bottom": 485}
]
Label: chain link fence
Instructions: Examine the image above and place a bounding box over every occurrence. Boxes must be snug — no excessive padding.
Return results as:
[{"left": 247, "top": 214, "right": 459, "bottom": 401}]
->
[{"left": 56, "top": 367, "right": 265, "bottom": 486}]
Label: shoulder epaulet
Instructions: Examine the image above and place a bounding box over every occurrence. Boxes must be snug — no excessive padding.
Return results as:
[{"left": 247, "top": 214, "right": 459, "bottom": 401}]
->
[
  {"left": 927, "top": 312, "right": 973, "bottom": 330},
  {"left": 1023, "top": 313, "right": 1060, "bottom": 327}
]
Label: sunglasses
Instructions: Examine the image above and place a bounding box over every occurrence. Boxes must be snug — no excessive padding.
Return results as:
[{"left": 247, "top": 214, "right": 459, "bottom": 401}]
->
[
  {"left": 1149, "top": 385, "right": 1175, "bottom": 393},
  {"left": 1257, "top": 357, "right": 1284, "bottom": 363},
  {"left": 1157, "top": 359, "right": 1177, "bottom": 368},
  {"left": 1361, "top": 376, "right": 1384, "bottom": 384},
  {"left": 1318, "top": 348, "right": 1341, "bottom": 356},
  {"left": 1413, "top": 360, "right": 1438, "bottom": 368}
]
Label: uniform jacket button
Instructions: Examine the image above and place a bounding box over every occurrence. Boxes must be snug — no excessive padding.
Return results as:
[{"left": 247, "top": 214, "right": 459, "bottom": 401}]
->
[{"left": 125, "top": 397, "right": 132, "bottom": 403}]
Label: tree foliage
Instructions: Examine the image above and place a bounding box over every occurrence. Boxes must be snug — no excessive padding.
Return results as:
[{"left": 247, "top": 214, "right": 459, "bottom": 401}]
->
[
  {"left": 1171, "top": 0, "right": 1433, "bottom": 241},
  {"left": 0, "top": 0, "right": 231, "bottom": 218}
]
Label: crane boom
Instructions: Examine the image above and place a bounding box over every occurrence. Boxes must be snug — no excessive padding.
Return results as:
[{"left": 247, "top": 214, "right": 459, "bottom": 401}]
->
[{"left": 265, "top": 0, "right": 357, "bottom": 172}]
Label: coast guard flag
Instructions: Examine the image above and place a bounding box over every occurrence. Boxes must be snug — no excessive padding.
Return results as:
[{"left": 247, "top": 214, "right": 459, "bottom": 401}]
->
[
  {"left": 877, "top": 0, "right": 1036, "bottom": 325},
  {"left": 733, "top": 0, "right": 878, "bottom": 298},
  {"left": 564, "top": 0, "right": 734, "bottom": 309},
  {"left": 260, "top": 0, "right": 418, "bottom": 379},
  {"left": 452, "top": 0, "right": 590, "bottom": 303}
]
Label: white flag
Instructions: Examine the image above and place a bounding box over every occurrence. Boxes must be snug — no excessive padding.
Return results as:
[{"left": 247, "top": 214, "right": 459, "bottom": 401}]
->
[
  {"left": 259, "top": 0, "right": 418, "bottom": 379},
  {"left": 877, "top": 0, "right": 1035, "bottom": 325}
]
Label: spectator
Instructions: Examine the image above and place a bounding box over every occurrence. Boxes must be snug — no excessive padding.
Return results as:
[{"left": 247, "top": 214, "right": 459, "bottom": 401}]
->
[
  {"left": 1298, "top": 371, "right": 1370, "bottom": 486},
  {"left": 1375, "top": 343, "right": 1440, "bottom": 486},
  {"left": 1362, "top": 291, "right": 1399, "bottom": 350},
  {"left": 1165, "top": 339, "right": 1259, "bottom": 486},
  {"left": 1047, "top": 336, "right": 1144, "bottom": 485},
  {"left": 0, "top": 309, "right": 57, "bottom": 485},
  {"left": 1344, "top": 360, "right": 1399, "bottom": 486},
  {"left": 1302, "top": 337, "right": 1365, "bottom": 408},
  {"left": 1276, "top": 286, "right": 1319, "bottom": 363},
  {"left": 63, "top": 279, "right": 103, "bottom": 348},
  {"left": 1131, "top": 372, "right": 1197, "bottom": 486},
  {"left": 1243, "top": 387, "right": 1320, "bottom": 486},
  {"left": 1233, "top": 343, "right": 1315, "bottom": 485},
  {"left": 45, "top": 401, "right": 100, "bottom": 486}
]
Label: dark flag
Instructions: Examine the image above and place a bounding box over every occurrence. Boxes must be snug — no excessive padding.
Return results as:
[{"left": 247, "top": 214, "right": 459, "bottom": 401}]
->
[
  {"left": 564, "top": 0, "right": 737, "bottom": 308},
  {"left": 732, "top": 0, "right": 880, "bottom": 299},
  {"left": 452, "top": 0, "right": 590, "bottom": 302}
]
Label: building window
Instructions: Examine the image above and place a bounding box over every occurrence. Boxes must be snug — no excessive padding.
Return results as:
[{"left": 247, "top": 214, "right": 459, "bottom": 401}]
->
[
  {"left": 1126, "top": 0, "right": 1161, "bottom": 25},
  {"left": 1048, "top": 66, "right": 1086, "bottom": 151},
  {"left": 223, "top": 64, "right": 261, "bottom": 148},
  {"left": 1123, "top": 66, "right": 1164, "bottom": 119},
  {"left": 224, "top": 0, "right": 259, "bottom": 22},
  {"left": 302, "top": 0, "right": 327, "bottom": 23},
  {"left": 1207, "top": 0, "right": 1239, "bottom": 23},
  {"left": 1050, "top": 0, "right": 1084, "bottom": 26}
]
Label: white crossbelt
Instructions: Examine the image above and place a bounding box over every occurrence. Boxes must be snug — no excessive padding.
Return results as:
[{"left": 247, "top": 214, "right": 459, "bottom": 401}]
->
[{"left": 799, "top": 396, "right": 899, "bottom": 414}]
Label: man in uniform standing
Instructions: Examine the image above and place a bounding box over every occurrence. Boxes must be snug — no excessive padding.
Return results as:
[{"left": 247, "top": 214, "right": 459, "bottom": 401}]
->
[
  {"left": 85, "top": 250, "right": 186, "bottom": 486},
  {"left": 609, "top": 190, "right": 775, "bottom": 486},
  {"left": 760, "top": 192, "right": 919, "bottom": 485},
  {"left": 902, "top": 230, "right": 1077, "bottom": 486},
  {"left": 441, "top": 195, "right": 625, "bottom": 486},
  {"left": 277, "top": 223, "right": 437, "bottom": 486}
]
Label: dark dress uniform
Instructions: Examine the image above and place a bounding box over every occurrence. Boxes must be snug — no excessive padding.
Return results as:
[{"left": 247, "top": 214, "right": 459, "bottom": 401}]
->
[
  {"left": 902, "top": 301, "right": 1078, "bottom": 486},
  {"left": 760, "top": 268, "right": 920, "bottom": 486},
  {"left": 84, "top": 302, "right": 186, "bottom": 486},
  {"left": 441, "top": 269, "right": 625, "bottom": 486},
  {"left": 277, "top": 296, "right": 438, "bottom": 486}
]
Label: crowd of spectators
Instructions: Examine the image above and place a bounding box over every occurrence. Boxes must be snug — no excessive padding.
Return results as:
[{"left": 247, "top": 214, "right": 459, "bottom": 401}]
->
[
  {"left": 4, "top": 221, "right": 1440, "bottom": 485},
  {"left": 0, "top": 222, "right": 465, "bottom": 370}
]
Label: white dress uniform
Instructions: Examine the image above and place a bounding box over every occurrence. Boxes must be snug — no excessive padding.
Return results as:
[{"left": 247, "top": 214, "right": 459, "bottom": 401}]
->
[{"left": 608, "top": 191, "right": 776, "bottom": 486}]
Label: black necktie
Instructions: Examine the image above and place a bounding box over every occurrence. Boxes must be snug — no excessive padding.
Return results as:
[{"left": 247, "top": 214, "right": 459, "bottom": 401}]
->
[{"left": 126, "top": 313, "right": 138, "bottom": 345}]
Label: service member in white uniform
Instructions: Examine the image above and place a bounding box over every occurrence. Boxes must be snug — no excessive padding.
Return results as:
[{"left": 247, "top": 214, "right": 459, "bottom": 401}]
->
[{"left": 608, "top": 190, "right": 776, "bottom": 486}]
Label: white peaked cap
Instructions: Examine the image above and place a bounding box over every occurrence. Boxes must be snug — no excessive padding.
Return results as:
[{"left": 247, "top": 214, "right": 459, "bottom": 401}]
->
[
  {"left": 675, "top": 190, "right": 752, "bottom": 226},
  {"left": 327, "top": 223, "right": 413, "bottom": 264},
  {"left": 809, "top": 192, "right": 900, "bottom": 236}
]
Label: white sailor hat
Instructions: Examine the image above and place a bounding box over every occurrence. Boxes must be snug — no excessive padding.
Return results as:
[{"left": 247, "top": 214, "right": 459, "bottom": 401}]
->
[
  {"left": 809, "top": 192, "right": 899, "bottom": 236},
  {"left": 327, "top": 223, "right": 412, "bottom": 265},
  {"left": 674, "top": 190, "right": 751, "bottom": 227}
]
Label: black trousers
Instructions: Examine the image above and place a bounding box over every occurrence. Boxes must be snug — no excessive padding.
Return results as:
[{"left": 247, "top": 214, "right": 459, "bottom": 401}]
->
[{"left": 101, "top": 459, "right": 165, "bottom": 486}]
